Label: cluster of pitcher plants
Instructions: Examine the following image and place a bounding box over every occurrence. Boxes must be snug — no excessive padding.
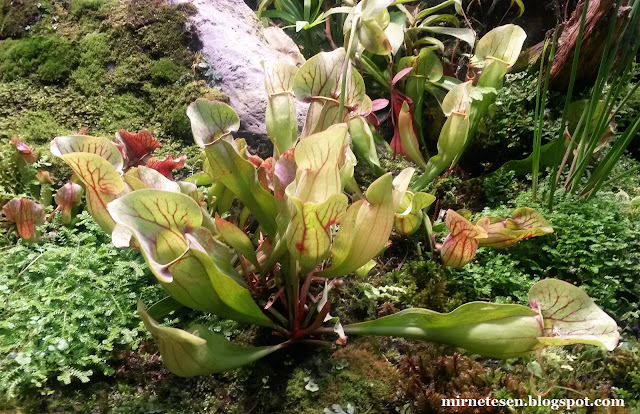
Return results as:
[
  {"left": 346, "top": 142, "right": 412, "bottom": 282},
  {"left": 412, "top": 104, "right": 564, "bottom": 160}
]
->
[{"left": 35, "top": 0, "right": 621, "bottom": 376}]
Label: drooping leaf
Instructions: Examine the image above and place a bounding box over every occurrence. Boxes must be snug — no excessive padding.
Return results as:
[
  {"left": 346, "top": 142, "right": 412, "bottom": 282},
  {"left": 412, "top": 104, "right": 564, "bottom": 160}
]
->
[
  {"left": 440, "top": 209, "right": 487, "bottom": 268},
  {"left": 529, "top": 279, "right": 619, "bottom": 351},
  {"left": 344, "top": 279, "right": 619, "bottom": 358},
  {"left": 320, "top": 168, "right": 414, "bottom": 277},
  {"left": 145, "top": 155, "right": 187, "bottom": 179},
  {"left": 422, "top": 26, "right": 475, "bottom": 48},
  {"left": 108, "top": 189, "right": 273, "bottom": 326},
  {"left": 263, "top": 61, "right": 298, "bottom": 154},
  {"left": 511, "top": 0, "right": 524, "bottom": 17},
  {"left": 476, "top": 207, "right": 553, "bottom": 248},
  {"left": 2, "top": 197, "right": 45, "bottom": 242},
  {"left": 10, "top": 135, "right": 35, "bottom": 164},
  {"left": 344, "top": 302, "right": 543, "bottom": 358},
  {"left": 116, "top": 129, "right": 160, "bottom": 168},
  {"left": 54, "top": 182, "right": 83, "bottom": 225},
  {"left": 394, "top": 191, "right": 436, "bottom": 236},
  {"left": 51, "top": 135, "right": 124, "bottom": 233},
  {"left": 138, "top": 302, "right": 284, "bottom": 377}
]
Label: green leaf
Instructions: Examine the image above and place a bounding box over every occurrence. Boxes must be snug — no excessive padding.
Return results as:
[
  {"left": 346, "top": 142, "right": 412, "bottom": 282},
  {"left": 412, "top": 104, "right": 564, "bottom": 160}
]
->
[
  {"left": 285, "top": 124, "right": 350, "bottom": 269},
  {"left": 108, "top": 189, "right": 273, "bottom": 326},
  {"left": 358, "top": 19, "right": 392, "bottom": 55},
  {"left": 360, "top": 0, "right": 395, "bottom": 21},
  {"left": 291, "top": 124, "right": 348, "bottom": 203},
  {"left": 215, "top": 217, "right": 262, "bottom": 272},
  {"left": 188, "top": 100, "right": 278, "bottom": 237},
  {"left": 529, "top": 279, "right": 619, "bottom": 351},
  {"left": 51, "top": 136, "right": 124, "bottom": 233},
  {"left": 441, "top": 80, "right": 472, "bottom": 117},
  {"left": 124, "top": 166, "right": 181, "bottom": 192},
  {"left": 384, "top": 22, "right": 405, "bottom": 55},
  {"left": 344, "top": 279, "right": 619, "bottom": 357},
  {"left": 294, "top": 48, "right": 367, "bottom": 136},
  {"left": 319, "top": 168, "right": 413, "bottom": 277},
  {"left": 187, "top": 99, "right": 240, "bottom": 147},
  {"left": 422, "top": 26, "right": 475, "bottom": 48},
  {"left": 475, "top": 24, "right": 527, "bottom": 66},
  {"left": 511, "top": 0, "right": 525, "bottom": 17},
  {"left": 138, "top": 302, "right": 285, "bottom": 377},
  {"left": 294, "top": 48, "right": 346, "bottom": 102},
  {"left": 344, "top": 302, "right": 542, "bottom": 358},
  {"left": 349, "top": 116, "right": 384, "bottom": 176},
  {"left": 263, "top": 61, "right": 299, "bottom": 154},
  {"left": 394, "top": 191, "right": 436, "bottom": 236}
]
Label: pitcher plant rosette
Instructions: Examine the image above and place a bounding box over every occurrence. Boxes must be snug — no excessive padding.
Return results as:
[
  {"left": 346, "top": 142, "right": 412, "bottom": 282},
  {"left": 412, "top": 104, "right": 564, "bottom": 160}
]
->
[{"left": 51, "top": 8, "right": 619, "bottom": 375}]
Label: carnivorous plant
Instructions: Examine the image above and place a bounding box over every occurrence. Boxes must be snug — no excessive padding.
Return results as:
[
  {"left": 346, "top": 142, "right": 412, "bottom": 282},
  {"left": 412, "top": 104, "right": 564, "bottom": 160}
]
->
[{"left": 52, "top": 47, "right": 618, "bottom": 378}]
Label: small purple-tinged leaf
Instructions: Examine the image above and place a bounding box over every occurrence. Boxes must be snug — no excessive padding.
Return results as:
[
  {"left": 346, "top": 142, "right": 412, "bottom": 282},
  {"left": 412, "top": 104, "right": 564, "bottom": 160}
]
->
[{"left": 54, "top": 182, "right": 83, "bottom": 225}]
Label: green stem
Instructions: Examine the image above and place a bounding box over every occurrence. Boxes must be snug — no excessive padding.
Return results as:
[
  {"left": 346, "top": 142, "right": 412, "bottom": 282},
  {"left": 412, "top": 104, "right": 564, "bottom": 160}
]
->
[{"left": 338, "top": 16, "right": 359, "bottom": 118}]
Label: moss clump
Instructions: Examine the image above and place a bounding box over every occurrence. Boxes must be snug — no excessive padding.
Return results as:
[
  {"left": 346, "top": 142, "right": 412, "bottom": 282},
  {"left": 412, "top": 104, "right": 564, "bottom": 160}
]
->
[
  {"left": 70, "top": 0, "right": 111, "bottom": 21},
  {"left": 0, "top": 0, "right": 42, "bottom": 39},
  {"left": 0, "top": 35, "right": 77, "bottom": 83},
  {"left": 151, "top": 57, "right": 181, "bottom": 84}
]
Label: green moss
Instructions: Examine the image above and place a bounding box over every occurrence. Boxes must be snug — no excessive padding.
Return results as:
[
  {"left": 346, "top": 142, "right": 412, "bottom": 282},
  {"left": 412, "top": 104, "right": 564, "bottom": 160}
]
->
[
  {"left": 0, "top": 0, "right": 41, "bottom": 39},
  {"left": 0, "top": 35, "right": 77, "bottom": 83},
  {"left": 97, "top": 93, "right": 154, "bottom": 133},
  {"left": 151, "top": 57, "right": 181, "bottom": 84},
  {"left": 14, "top": 110, "right": 70, "bottom": 144},
  {"left": 70, "top": 0, "right": 111, "bottom": 21},
  {"left": 70, "top": 32, "right": 110, "bottom": 95},
  {"left": 111, "top": 52, "right": 152, "bottom": 90}
]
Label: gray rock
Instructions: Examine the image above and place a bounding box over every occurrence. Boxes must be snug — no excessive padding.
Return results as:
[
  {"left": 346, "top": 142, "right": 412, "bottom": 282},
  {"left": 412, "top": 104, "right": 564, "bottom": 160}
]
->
[{"left": 170, "top": 0, "right": 306, "bottom": 150}]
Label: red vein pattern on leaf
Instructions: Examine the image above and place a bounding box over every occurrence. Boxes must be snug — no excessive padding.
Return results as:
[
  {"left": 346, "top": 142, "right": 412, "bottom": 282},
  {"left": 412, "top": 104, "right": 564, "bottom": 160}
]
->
[
  {"left": 2, "top": 198, "right": 44, "bottom": 241},
  {"left": 65, "top": 140, "right": 120, "bottom": 166},
  {"left": 145, "top": 155, "right": 187, "bottom": 179},
  {"left": 117, "top": 129, "right": 160, "bottom": 166}
]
